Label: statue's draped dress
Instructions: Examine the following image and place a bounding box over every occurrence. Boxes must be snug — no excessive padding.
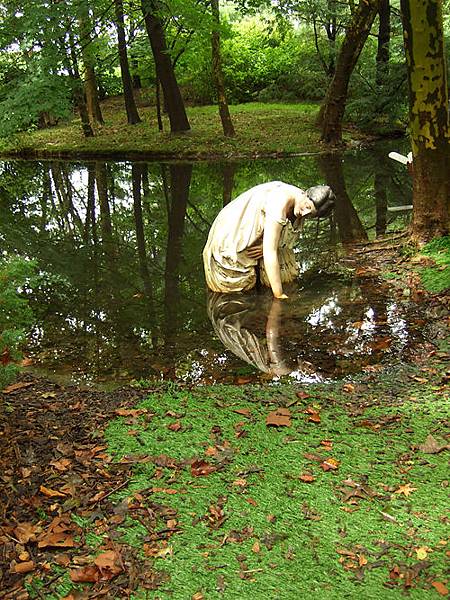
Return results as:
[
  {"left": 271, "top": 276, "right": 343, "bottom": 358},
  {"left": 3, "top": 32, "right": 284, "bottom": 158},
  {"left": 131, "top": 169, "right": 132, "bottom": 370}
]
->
[{"left": 203, "top": 181, "right": 302, "bottom": 293}]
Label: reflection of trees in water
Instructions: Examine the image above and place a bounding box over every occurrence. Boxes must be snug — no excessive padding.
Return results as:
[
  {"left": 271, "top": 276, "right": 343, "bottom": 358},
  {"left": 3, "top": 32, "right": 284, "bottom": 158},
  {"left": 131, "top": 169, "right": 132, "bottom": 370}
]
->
[
  {"left": 206, "top": 275, "right": 422, "bottom": 381},
  {"left": 222, "top": 162, "right": 236, "bottom": 207},
  {"left": 162, "top": 164, "right": 192, "bottom": 348},
  {"left": 132, "top": 162, "right": 156, "bottom": 336},
  {"left": 318, "top": 153, "right": 368, "bottom": 244},
  {"left": 0, "top": 155, "right": 414, "bottom": 383}
]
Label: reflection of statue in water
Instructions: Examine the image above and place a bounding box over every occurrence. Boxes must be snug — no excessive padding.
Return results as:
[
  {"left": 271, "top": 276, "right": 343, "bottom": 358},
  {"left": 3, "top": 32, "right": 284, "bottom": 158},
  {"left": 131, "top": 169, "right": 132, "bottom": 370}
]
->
[
  {"left": 203, "top": 182, "right": 335, "bottom": 299},
  {"left": 207, "top": 292, "right": 314, "bottom": 377}
]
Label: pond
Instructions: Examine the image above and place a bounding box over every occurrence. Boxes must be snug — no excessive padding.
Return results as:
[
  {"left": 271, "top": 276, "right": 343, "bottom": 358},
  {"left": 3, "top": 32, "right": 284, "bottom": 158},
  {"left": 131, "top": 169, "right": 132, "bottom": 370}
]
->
[{"left": 0, "top": 143, "right": 420, "bottom": 387}]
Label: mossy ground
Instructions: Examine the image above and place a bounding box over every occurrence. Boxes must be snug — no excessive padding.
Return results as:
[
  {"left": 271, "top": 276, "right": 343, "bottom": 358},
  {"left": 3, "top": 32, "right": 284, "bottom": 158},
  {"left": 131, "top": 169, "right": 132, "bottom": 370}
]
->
[
  {"left": 27, "top": 355, "right": 446, "bottom": 600},
  {"left": 0, "top": 100, "right": 356, "bottom": 159},
  {"left": 419, "top": 237, "right": 450, "bottom": 294}
]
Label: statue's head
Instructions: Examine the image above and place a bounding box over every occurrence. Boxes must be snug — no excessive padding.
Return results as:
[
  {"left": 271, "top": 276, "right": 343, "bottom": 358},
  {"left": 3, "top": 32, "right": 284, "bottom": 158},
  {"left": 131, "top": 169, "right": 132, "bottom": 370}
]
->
[
  {"left": 306, "top": 185, "right": 336, "bottom": 218},
  {"left": 293, "top": 193, "right": 316, "bottom": 219}
]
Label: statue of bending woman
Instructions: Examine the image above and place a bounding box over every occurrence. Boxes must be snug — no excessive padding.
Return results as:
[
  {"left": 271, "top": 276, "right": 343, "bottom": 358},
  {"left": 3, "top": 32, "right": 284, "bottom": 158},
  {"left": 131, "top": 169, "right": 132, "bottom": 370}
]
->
[{"left": 203, "top": 181, "right": 335, "bottom": 299}]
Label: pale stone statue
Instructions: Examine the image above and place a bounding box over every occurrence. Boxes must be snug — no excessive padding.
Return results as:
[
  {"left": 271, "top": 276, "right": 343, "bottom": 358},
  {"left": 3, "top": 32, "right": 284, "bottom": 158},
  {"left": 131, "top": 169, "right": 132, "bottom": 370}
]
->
[{"left": 203, "top": 181, "right": 335, "bottom": 298}]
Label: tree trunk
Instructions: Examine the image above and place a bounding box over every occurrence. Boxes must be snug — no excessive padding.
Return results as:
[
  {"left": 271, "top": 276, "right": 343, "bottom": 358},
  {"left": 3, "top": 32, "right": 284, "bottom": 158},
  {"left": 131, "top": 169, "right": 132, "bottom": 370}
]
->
[
  {"left": 400, "top": 0, "right": 449, "bottom": 242},
  {"left": 155, "top": 77, "right": 164, "bottom": 131},
  {"left": 74, "top": 80, "right": 94, "bottom": 137},
  {"left": 77, "top": 0, "right": 104, "bottom": 126},
  {"left": 374, "top": 171, "right": 388, "bottom": 236},
  {"left": 319, "top": 0, "right": 379, "bottom": 144},
  {"left": 95, "top": 162, "right": 114, "bottom": 254},
  {"left": 211, "top": 0, "right": 235, "bottom": 137},
  {"left": 141, "top": 0, "right": 190, "bottom": 132},
  {"left": 131, "top": 58, "right": 142, "bottom": 89},
  {"left": 376, "top": 0, "right": 390, "bottom": 87},
  {"left": 67, "top": 32, "right": 94, "bottom": 137},
  {"left": 85, "top": 163, "right": 97, "bottom": 244},
  {"left": 114, "top": 0, "right": 141, "bottom": 124}
]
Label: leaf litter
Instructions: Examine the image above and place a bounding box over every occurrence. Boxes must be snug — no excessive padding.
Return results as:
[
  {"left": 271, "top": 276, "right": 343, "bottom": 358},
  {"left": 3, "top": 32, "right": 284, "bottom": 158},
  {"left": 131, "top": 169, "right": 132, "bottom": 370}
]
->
[{"left": 1, "top": 337, "right": 449, "bottom": 599}]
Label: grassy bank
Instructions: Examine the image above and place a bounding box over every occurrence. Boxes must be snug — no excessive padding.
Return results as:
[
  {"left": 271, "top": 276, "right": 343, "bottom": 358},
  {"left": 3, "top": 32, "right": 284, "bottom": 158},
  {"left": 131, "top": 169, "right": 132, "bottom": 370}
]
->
[
  {"left": 12, "top": 360, "right": 448, "bottom": 600},
  {"left": 0, "top": 100, "right": 363, "bottom": 160}
]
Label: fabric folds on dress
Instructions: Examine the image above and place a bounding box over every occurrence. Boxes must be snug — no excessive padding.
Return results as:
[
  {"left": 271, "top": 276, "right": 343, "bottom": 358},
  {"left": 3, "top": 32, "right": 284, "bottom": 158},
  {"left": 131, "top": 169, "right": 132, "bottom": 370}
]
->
[{"left": 203, "top": 181, "right": 302, "bottom": 293}]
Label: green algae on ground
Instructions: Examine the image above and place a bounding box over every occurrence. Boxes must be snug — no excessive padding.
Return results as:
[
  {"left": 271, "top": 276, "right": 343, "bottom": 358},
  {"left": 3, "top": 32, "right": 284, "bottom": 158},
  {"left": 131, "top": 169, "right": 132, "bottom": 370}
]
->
[
  {"left": 419, "top": 236, "right": 450, "bottom": 293},
  {"left": 99, "top": 367, "right": 449, "bottom": 600}
]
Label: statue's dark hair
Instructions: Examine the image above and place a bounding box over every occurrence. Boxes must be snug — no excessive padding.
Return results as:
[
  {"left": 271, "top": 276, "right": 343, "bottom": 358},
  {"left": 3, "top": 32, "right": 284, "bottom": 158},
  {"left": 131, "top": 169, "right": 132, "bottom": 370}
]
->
[{"left": 306, "top": 185, "right": 335, "bottom": 218}]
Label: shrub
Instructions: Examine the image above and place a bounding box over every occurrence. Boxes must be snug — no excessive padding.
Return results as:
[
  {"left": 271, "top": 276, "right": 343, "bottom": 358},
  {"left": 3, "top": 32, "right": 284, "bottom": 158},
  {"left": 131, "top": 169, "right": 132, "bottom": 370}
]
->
[{"left": 0, "top": 256, "right": 35, "bottom": 388}]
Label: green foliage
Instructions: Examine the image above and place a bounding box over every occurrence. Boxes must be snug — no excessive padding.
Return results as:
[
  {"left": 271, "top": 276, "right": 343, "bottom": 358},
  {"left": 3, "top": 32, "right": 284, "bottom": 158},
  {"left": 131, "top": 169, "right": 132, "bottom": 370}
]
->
[
  {"left": 1, "top": 0, "right": 443, "bottom": 136},
  {"left": 220, "top": 19, "right": 328, "bottom": 103},
  {"left": 0, "top": 255, "right": 35, "bottom": 388},
  {"left": 0, "top": 70, "right": 72, "bottom": 137},
  {"left": 345, "top": 30, "right": 409, "bottom": 131},
  {"left": 419, "top": 236, "right": 450, "bottom": 293}
]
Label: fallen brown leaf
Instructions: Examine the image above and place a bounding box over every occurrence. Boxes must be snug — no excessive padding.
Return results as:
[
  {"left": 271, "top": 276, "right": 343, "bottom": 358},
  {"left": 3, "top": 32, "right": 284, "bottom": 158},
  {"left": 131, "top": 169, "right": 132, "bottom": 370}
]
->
[
  {"left": 418, "top": 434, "right": 449, "bottom": 454},
  {"left": 394, "top": 483, "right": 417, "bottom": 497},
  {"left": 2, "top": 381, "right": 33, "bottom": 393},
  {"left": 10, "top": 561, "right": 35, "bottom": 574},
  {"left": 114, "top": 408, "right": 147, "bottom": 417},
  {"left": 300, "top": 473, "right": 316, "bottom": 483},
  {"left": 266, "top": 408, "right": 291, "bottom": 427},
  {"left": 191, "top": 459, "right": 217, "bottom": 477},
  {"left": 235, "top": 376, "right": 253, "bottom": 385},
  {"left": 308, "top": 412, "right": 321, "bottom": 423},
  {"left": 94, "top": 550, "right": 122, "bottom": 578},
  {"left": 233, "top": 408, "right": 252, "bottom": 418},
  {"left": 303, "top": 452, "right": 324, "bottom": 462},
  {"left": 321, "top": 458, "right": 340, "bottom": 471},
  {"left": 39, "top": 485, "right": 66, "bottom": 498},
  {"left": 37, "top": 532, "right": 76, "bottom": 548},
  {"left": 14, "top": 522, "right": 40, "bottom": 544},
  {"left": 50, "top": 458, "right": 72, "bottom": 472},
  {"left": 150, "top": 487, "right": 178, "bottom": 494},
  {"left": 70, "top": 565, "right": 100, "bottom": 583},
  {"left": 431, "top": 582, "right": 449, "bottom": 596},
  {"left": 168, "top": 422, "right": 182, "bottom": 432}
]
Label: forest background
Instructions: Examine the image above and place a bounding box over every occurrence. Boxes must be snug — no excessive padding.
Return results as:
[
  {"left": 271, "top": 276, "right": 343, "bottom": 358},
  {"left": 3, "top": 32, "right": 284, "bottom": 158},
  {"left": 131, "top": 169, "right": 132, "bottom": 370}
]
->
[{"left": 0, "top": 0, "right": 448, "bottom": 140}]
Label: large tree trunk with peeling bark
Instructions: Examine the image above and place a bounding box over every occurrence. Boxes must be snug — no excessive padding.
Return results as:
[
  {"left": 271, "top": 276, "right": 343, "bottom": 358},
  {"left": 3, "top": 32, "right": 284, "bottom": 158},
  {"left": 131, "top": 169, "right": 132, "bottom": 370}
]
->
[
  {"left": 400, "top": 0, "right": 449, "bottom": 242},
  {"left": 319, "top": 0, "right": 379, "bottom": 144},
  {"left": 211, "top": 0, "right": 235, "bottom": 137},
  {"left": 141, "top": 0, "right": 190, "bottom": 133}
]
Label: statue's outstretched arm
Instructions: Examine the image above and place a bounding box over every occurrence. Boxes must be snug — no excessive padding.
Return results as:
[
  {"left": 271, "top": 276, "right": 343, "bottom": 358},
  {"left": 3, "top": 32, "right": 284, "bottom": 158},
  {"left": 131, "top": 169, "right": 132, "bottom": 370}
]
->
[{"left": 263, "top": 220, "right": 285, "bottom": 298}]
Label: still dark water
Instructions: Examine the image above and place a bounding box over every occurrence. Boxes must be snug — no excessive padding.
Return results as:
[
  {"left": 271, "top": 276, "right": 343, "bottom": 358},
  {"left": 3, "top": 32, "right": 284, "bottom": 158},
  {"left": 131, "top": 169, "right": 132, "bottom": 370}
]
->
[{"left": 0, "top": 144, "right": 418, "bottom": 386}]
